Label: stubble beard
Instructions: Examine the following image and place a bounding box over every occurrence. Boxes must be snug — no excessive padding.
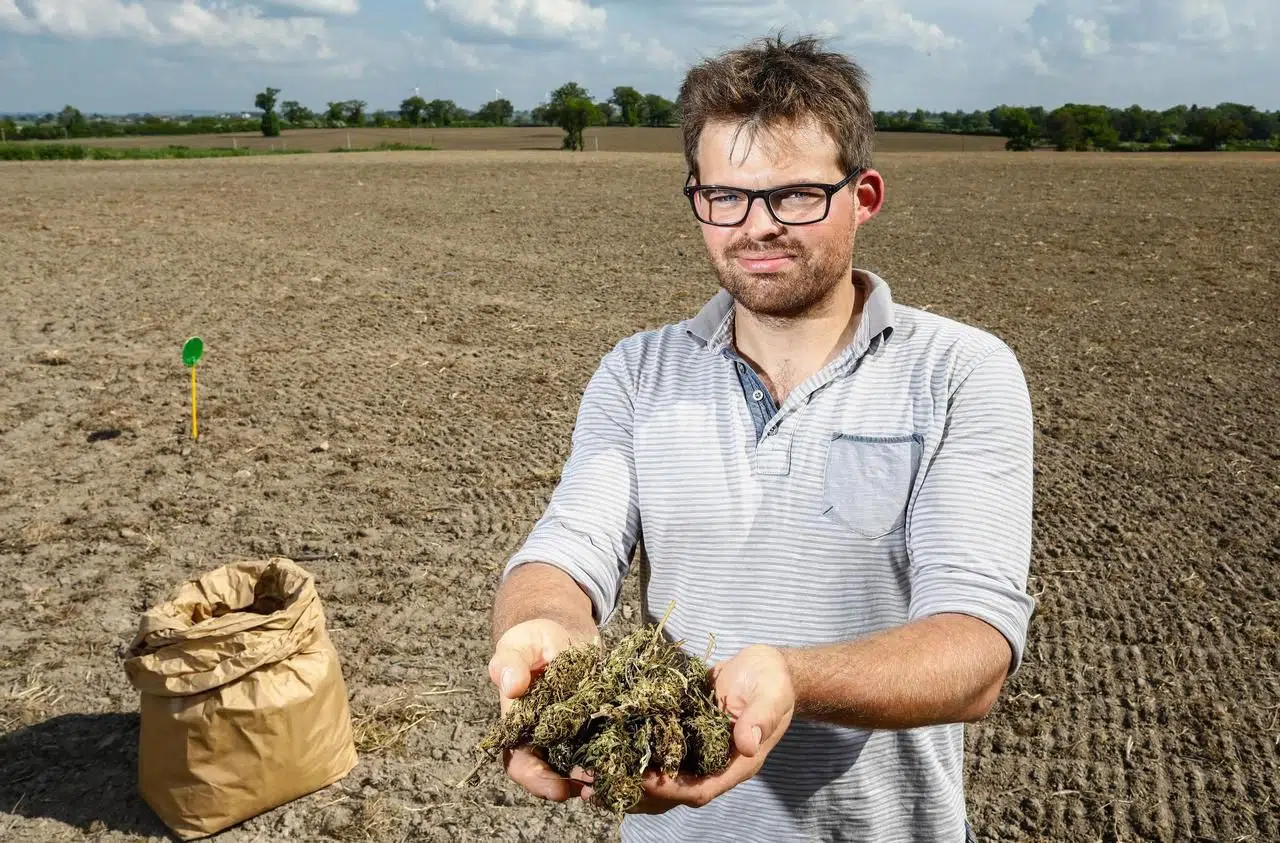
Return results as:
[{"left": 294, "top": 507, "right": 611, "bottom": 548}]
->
[{"left": 712, "top": 236, "right": 854, "bottom": 320}]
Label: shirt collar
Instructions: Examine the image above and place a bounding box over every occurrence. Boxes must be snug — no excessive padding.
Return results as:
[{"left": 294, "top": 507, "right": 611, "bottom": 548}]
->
[{"left": 684, "top": 269, "right": 896, "bottom": 357}]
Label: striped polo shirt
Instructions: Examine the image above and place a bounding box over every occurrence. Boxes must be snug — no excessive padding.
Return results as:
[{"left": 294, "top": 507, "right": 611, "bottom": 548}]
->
[{"left": 505, "top": 269, "right": 1036, "bottom": 843}]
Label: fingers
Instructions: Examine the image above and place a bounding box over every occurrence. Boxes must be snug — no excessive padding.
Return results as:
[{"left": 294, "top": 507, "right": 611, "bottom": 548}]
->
[
  {"left": 488, "top": 625, "right": 567, "bottom": 701},
  {"left": 733, "top": 695, "right": 788, "bottom": 758},
  {"left": 504, "top": 748, "right": 588, "bottom": 802}
]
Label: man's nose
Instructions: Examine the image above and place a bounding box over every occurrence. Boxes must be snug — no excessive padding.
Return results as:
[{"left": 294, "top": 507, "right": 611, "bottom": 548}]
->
[{"left": 741, "top": 196, "right": 783, "bottom": 237}]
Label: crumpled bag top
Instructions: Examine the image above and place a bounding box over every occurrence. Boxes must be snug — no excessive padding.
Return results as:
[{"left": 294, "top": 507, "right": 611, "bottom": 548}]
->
[{"left": 124, "top": 558, "right": 326, "bottom": 697}]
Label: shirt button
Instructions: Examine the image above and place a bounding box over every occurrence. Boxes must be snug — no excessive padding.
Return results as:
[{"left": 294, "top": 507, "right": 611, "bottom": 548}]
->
[
  {"left": 737, "top": 363, "right": 746, "bottom": 373},
  {"left": 752, "top": 389, "right": 764, "bottom": 401}
]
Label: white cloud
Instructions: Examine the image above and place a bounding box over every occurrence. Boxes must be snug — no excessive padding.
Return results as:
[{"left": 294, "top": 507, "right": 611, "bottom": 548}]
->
[
  {"left": 1068, "top": 15, "right": 1108, "bottom": 55},
  {"left": 0, "top": 0, "right": 333, "bottom": 60},
  {"left": 424, "top": 0, "right": 606, "bottom": 40},
  {"left": 402, "top": 28, "right": 490, "bottom": 70},
  {"left": 839, "top": 2, "right": 962, "bottom": 52},
  {"left": 0, "top": 0, "right": 38, "bottom": 32},
  {"left": 1021, "top": 46, "right": 1051, "bottom": 75},
  {"left": 17, "top": 0, "right": 160, "bottom": 39},
  {"left": 168, "top": 2, "right": 331, "bottom": 59},
  {"left": 1027, "top": 0, "right": 1273, "bottom": 62},
  {"left": 617, "top": 31, "right": 680, "bottom": 70}
]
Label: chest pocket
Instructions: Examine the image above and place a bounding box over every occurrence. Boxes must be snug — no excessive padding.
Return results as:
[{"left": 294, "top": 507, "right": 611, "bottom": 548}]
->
[{"left": 821, "top": 433, "right": 923, "bottom": 539}]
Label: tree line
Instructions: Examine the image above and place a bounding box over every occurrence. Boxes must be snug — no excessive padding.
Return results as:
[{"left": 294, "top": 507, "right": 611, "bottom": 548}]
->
[
  {"left": 889, "top": 103, "right": 1280, "bottom": 151},
  {"left": 246, "top": 82, "right": 678, "bottom": 148},
  {"left": 5, "top": 90, "right": 1276, "bottom": 154}
]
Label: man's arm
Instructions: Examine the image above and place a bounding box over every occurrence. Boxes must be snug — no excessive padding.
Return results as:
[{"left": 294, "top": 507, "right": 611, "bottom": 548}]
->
[
  {"left": 491, "top": 561, "right": 599, "bottom": 647},
  {"left": 780, "top": 613, "right": 1010, "bottom": 729}
]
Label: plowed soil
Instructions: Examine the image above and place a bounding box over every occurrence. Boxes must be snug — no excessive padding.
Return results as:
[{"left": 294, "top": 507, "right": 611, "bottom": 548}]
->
[{"left": 0, "top": 149, "right": 1277, "bottom": 843}]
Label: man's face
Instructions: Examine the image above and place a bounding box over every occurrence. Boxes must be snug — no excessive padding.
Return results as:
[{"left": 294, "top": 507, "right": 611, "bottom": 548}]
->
[{"left": 691, "top": 118, "right": 881, "bottom": 318}]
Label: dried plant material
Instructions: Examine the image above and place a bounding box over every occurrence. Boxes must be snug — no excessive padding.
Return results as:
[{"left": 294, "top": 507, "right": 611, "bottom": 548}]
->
[
  {"left": 190, "top": 559, "right": 292, "bottom": 623},
  {"left": 351, "top": 696, "right": 437, "bottom": 756},
  {"left": 472, "top": 606, "right": 733, "bottom": 814}
]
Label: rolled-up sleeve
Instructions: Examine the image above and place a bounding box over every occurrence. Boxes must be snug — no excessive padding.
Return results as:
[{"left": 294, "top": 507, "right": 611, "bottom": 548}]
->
[
  {"left": 907, "top": 341, "right": 1037, "bottom": 673},
  {"left": 503, "top": 344, "right": 641, "bottom": 625}
]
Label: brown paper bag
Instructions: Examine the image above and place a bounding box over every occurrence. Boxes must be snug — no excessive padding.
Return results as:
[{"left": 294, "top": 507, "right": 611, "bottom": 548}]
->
[{"left": 124, "top": 558, "right": 358, "bottom": 840}]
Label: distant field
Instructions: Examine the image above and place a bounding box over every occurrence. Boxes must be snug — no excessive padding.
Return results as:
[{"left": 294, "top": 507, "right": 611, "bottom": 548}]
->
[{"left": 50, "top": 126, "right": 1010, "bottom": 154}]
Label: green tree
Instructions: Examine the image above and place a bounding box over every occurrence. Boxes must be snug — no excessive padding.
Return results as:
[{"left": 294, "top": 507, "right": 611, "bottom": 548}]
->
[
  {"left": 1046, "top": 108, "right": 1082, "bottom": 150},
  {"left": 476, "top": 98, "right": 514, "bottom": 126},
  {"left": 551, "top": 82, "right": 591, "bottom": 104},
  {"left": 57, "top": 105, "right": 88, "bottom": 137},
  {"left": 595, "top": 101, "right": 616, "bottom": 125},
  {"left": 1215, "top": 102, "right": 1276, "bottom": 141},
  {"left": 1160, "top": 105, "right": 1189, "bottom": 137},
  {"left": 425, "top": 99, "right": 459, "bottom": 126},
  {"left": 372, "top": 109, "right": 394, "bottom": 127},
  {"left": 545, "top": 83, "right": 601, "bottom": 149},
  {"left": 1046, "top": 104, "right": 1117, "bottom": 150},
  {"left": 642, "top": 93, "right": 676, "bottom": 126},
  {"left": 995, "top": 106, "right": 1038, "bottom": 151},
  {"left": 610, "top": 86, "right": 644, "bottom": 126},
  {"left": 1186, "top": 107, "right": 1247, "bottom": 149},
  {"left": 280, "top": 100, "right": 313, "bottom": 125},
  {"left": 399, "top": 95, "right": 428, "bottom": 126},
  {"left": 325, "top": 101, "right": 346, "bottom": 126},
  {"left": 962, "top": 110, "right": 992, "bottom": 134},
  {"left": 345, "top": 100, "right": 367, "bottom": 127},
  {"left": 1114, "top": 104, "right": 1150, "bottom": 142},
  {"left": 557, "top": 98, "right": 596, "bottom": 149},
  {"left": 254, "top": 87, "right": 281, "bottom": 137},
  {"left": 1026, "top": 106, "right": 1048, "bottom": 136}
]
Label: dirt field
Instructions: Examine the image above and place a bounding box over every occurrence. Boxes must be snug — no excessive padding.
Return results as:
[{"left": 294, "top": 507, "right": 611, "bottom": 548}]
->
[
  {"left": 0, "top": 149, "right": 1277, "bottom": 843},
  {"left": 59, "top": 125, "right": 1009, "bottom": 154}
]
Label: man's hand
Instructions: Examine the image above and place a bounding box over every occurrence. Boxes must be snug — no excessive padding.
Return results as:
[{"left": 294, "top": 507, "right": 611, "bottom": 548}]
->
[
  {"left": 583, "top": 644, "right": 796, "bottom": 813},
  {"left": 488, "top": 618, "right": 598, "bottom": 801}
]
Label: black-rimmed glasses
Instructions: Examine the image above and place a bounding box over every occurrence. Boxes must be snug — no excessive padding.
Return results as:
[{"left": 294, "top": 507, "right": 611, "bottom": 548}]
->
[{"left": 682, "top": 169, "right": 862, "bottom": 226}]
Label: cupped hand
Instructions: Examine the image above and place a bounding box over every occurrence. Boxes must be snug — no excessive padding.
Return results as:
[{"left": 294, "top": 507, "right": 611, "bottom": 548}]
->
[
  {"left": 488, "top": 618, "right": 598, "bottom": 801},
  {"left": 582, "top": 643, "right": 796, "bottom": 814}
]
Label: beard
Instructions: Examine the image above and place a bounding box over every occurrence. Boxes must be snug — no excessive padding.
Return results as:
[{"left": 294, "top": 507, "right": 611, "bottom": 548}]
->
[{"left": 710, "top": 235, "right": 853, "bottom": 320}]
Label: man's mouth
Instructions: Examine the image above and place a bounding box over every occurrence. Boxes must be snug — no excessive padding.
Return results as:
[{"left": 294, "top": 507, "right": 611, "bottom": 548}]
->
[{"left": 734, "top": 252, "right": 797, "bottom": 273}]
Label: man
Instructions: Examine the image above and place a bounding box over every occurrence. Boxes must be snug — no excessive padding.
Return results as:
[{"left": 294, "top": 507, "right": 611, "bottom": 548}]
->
[{"left": 487, "top": 34, "right": 1035, "bottom": 843}]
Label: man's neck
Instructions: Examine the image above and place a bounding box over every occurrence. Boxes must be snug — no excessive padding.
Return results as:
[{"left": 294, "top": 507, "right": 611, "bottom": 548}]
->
[{"left": 732, "top": 272, "right": 864, "bottom": 404}]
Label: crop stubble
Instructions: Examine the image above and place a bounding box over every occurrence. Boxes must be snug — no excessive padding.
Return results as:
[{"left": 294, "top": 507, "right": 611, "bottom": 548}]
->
[{"left": 0, "top": 149, "right": 1276, "bottom": 842}]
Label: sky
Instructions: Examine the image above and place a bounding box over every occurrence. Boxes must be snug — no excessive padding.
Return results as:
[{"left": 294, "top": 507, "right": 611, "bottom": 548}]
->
[{"left": 0, "top": 0, "right": 1276, "bottom": 115}]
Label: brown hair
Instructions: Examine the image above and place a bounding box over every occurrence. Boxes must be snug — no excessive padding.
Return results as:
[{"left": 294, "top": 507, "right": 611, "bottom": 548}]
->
[{"left": 678, "top": 34, "right": 874, "bottom": 179}]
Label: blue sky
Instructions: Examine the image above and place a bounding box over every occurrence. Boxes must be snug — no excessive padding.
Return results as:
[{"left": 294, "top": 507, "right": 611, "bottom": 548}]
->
[{"left": 1, "top": 0, "right": 1276, "bottom": 114}]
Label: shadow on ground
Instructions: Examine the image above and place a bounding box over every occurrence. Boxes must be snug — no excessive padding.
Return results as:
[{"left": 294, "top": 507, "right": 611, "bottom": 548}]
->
[{"left": 0, "top": 712, "right": 168, "bottom": 838}]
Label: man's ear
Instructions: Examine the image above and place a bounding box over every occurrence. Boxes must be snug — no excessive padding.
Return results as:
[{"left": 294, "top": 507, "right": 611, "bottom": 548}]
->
[{"left": 855, "top": 170, "right": 885, "bottom": 223}]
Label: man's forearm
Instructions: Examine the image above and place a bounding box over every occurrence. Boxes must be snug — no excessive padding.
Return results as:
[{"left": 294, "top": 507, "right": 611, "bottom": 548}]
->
[
  {"left": 779, "top": 613, "right": 1012, "bottom": 731},
  {"left": 491, "top": 562, "right": 599, "bottom": 646}
]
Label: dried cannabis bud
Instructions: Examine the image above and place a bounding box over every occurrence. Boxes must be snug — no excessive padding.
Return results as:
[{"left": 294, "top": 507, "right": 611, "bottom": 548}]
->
[{"left": 474, "top": 609, "right": 734, "bottom": 814}]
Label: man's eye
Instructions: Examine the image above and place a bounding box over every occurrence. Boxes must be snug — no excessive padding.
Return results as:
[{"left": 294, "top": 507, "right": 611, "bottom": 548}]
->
[{"left": 706, "top": 192, "right": 741, "bottom": 204}]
